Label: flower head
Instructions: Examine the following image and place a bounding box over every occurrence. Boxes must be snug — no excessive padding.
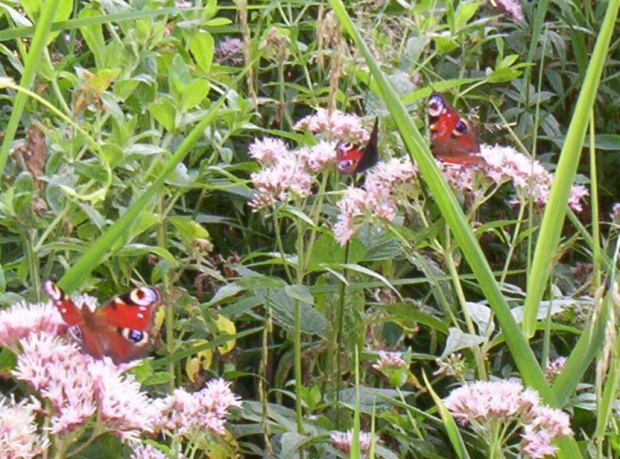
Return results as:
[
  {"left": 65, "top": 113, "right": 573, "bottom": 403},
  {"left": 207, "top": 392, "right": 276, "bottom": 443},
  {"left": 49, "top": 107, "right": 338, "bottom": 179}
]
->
[
  {"left": 294, "top": 108, "right": 368, "bottom": 143},
  {"left": 248, "top": 137, "right": 289, "bottom": 165},
  {"left": 154, "top": 379, "right": 241, "bottom": 437},
  {"left": 444, "top": 379, "right": 572, "bottom": 458},
  {"left": 0, "top": 300, "right": 65, "bottom": 352},
  {"left": 491, "top": 0, "right": 524, "bottom": 21},
  {"left": 0, "top": 395, "right": 48, "bottom": 459},
  {"left": 333, "top": 157, "right": 419, "bottom": 244},
  {"left": 330, "top": 429, "right": 376, "bottom": 455},
  {"left": 480, "top": 144, "right": 587, "bottom": 212},
  {"left": 214, "top": 37, "right": 244, "bottom": 65},
  {"left": 130, "top": 443, "right": 168, "bottom": 459}
]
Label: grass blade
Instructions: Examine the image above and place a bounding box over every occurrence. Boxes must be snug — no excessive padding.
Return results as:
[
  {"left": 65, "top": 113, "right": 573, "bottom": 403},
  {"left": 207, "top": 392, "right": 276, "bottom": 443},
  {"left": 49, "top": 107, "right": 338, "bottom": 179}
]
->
[
  {"left": 521, "top": 0, "right": 620, "bottom": 336},
  {"left": 0, "top": 0, "right": 62, "bottom": 176}
]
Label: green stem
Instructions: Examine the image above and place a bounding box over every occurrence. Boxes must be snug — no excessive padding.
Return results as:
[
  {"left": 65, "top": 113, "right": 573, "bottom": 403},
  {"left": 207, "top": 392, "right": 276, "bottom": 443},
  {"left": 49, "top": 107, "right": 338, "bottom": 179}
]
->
[
  {"left": 157, "top": 197, "right": 175, "bottom": 392},
  {"left": 444, "top": 231, "right": 487, "bottom": 380},
  {"left": 335, "top": 241, "right": 350, "bottom": 429}
]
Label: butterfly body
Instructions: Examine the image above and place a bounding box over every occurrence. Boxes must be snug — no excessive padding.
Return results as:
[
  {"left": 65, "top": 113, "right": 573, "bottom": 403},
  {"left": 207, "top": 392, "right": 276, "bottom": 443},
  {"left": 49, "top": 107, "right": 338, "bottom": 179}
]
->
[
  {"left": 427, "top": 92, "right": 483, "bottom": 166},
  {"left": 43, "top": 280, "right": 162, "bottom": 364},
  {"left": 336, "top": 118, "right": 380, "bottom": 175}
]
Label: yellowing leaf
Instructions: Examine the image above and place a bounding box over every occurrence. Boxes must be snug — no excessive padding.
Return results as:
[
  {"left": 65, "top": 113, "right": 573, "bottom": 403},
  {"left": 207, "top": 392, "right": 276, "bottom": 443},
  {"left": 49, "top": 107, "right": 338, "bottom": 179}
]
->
[{"left": 215, "top": 314, "right": 236, "bottom": 354}]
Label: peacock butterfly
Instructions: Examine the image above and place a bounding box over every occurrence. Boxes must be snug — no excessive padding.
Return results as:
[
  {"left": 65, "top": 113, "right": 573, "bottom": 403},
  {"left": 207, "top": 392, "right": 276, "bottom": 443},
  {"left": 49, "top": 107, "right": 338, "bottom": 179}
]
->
[
  {"left": 43, "top": 280, "right": 163, "bottom": 364},
  {"left": 336, "top": 118, "right": 380, "bottom": 175},
  {"left": 427, "top": 92, "right": 483, "bottom": 166}
]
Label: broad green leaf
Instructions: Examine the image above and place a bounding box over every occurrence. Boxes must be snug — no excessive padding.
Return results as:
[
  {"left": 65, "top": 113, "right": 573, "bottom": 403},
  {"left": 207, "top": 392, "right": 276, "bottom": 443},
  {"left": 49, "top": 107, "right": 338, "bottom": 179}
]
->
[{"left": 189, "top": 30, "right": 214, "bottom": 73}]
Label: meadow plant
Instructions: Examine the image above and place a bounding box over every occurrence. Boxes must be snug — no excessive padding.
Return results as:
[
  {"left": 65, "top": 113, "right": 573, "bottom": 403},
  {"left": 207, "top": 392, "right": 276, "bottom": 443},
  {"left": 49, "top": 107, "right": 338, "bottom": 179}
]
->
[
  {"left": 0, "top": 299, "right": 241, "bottom": 457},
  {"left": 444, "top": 380, "right": 572, "bottom": 458}
]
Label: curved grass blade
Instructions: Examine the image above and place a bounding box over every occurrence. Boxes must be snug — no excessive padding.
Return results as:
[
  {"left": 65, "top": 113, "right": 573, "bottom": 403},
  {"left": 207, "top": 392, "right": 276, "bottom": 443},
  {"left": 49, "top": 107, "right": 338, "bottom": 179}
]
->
[
  {"left": 0, "top": 0, "right": 62, "bottom": 177},
  {"left": 422, "top": 372, "right": 470, "bottom": 459}
]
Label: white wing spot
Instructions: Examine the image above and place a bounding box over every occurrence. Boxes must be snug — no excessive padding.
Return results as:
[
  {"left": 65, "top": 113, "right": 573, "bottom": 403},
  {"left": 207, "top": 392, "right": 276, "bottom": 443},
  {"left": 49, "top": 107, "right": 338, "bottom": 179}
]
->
[{"left": 137, "top": 313, "right": 144, "bottom": 319}]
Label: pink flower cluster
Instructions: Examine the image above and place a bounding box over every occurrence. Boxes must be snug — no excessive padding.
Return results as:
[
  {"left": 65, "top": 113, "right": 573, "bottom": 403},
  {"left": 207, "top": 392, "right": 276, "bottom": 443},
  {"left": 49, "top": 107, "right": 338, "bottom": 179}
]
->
[
  {"left": 444, "top": 379, "right": 572, "bottom": 458},
  {"left": 480, "top": 144, "right": 588, "bottom": 212},
  {"left": 372, "top": 351, "right": 407, "bottom": 372},
  {"left": 249, "top": 111, "right": 377, "bottom": 210},
  {"left": 214, "top": 37, "right": 244, "bottom": 65},
  {"left": 0, "top": 299, "right": 242, "bottom": 454},
  {"left": 545, "top": 357, "right": 567, "bottom": 381},
  {"left": 0, "top": 395, "right": 48, "bottom": 459},
  {"left": 491, "top": 0, "right": 524, "bottom": 21},
  {"left": 334, "top": 157, "right": 419, "bottom": 244},
  {"left": 131, "top": 444, "right": 168, "bottom": 459},
  {"left": 155, "top": 379, "right": 242, "bottom": 436},
  {"left": 330, "top": 429, "right": 376, "bottom": 455},
  {"left": 0, "top": 300, "right": 65, "bottom": 352},
  {"left": 294, "top": 108, "right": 369, "bottom": 143},
  {"left": 13, "top": 332, "right": 156, "bottom": 438}
]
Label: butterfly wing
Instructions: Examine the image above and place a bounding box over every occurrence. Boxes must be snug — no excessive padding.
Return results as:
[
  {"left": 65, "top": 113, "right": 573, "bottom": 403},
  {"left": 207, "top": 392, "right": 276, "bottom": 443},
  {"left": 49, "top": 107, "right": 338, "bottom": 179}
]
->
[
  {"left": 336, "top": 118, "right": 380, "bottom": 175},
  {"left": 43, "top": 279, "right": 84, "bottom": 326},
  {"left": 94, "top": 287, "right": 162, "bottom": 363},
  {"left": 428, "top": 93, "right": 482, "bottom": 166},
  {"left": 43, "top": 281, "right": 163, "bottom": 364}
]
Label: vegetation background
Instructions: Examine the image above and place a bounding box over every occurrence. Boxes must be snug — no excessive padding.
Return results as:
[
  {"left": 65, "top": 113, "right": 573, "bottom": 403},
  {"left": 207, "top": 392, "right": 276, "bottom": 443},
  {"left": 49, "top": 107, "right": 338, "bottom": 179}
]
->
[{"left": 0, "top": 0, "right": 619, "bottom": 457}]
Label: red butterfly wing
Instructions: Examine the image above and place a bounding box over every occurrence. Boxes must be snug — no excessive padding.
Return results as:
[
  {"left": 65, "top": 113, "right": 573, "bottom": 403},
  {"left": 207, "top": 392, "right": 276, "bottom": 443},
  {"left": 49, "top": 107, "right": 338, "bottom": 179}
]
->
[
  {"left": 336, "top": 118, "right": 379, "bottom": 175},
  {"left": 95, "top": 287, "right": 162, "bottom": 363},
  {"left": 44, "top": 281, "right": 162, "bottom": 364},
  {"left": 427, "top": 92, "right": 483, "bottom": 166},
  {"left": 43, "top": 279, "right": 84, "bottom": 326}
]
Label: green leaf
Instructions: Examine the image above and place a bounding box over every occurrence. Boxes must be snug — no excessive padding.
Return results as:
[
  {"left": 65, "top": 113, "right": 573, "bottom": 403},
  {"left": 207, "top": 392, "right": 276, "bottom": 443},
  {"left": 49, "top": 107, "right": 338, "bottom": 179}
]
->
[
  {"left": 189, "top": 30, "right": 214, "bottom": 73},
  {"left": 181, "top": 79, "right": 210, "bottom": 111},
  {"left": 149, "top": 97, "right": 176, "bottom": 132},
  {"left": 285, "top": 284, "right": 314, "bottom": 305}
]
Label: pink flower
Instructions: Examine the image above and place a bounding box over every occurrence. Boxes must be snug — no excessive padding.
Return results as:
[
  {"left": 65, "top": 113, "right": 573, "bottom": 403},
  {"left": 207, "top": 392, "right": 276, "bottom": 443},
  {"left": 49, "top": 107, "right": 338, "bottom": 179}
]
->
[
  {"left": 333, "top": 157, "right": 419, "bottom": 244},
  {"left": 372, "top": 351, "right": 407, "bottom": 372},
  {"left": 155, "top": 379, "right": 241, "bottom": 437},
  {"left": 444, "top": 379, "right": 573, "bottom": 457},
  {"left": 330, "top": 429, "right": 376, "bottom": 454},
  {"left": 250, "top": 156, "right": 313, "bottom": 210},
  {"left": 302, "top": 140, "right": 338, "bottom": 172},
  {"left": 0, "top": 300, "right": 65, "bottom": 352},
  {"left": 13, "top": 332, "right": 156, "bottom": 437},
  {"left": 546, "top": 357, "right": 567, "bottom": 380},
  {"left": 248, "top": 137, "right": 289, "bottom": 165},
  {"left": 131, "top": 444, "right": 168, "bottom": 459},
  {"left": 0, "top": 395, "right": 48, "bottom": 459},
  {"left": 294, "top": 108, "right": 369, "bottom": 143},
  {"left": 521, "top": 426, "right": 558, "bottom": 458},
  {"left": 480, "top": 144, "right": 588, "bottom": 212},
  {"left": 611, "top": 203, "right": 620, "bottom": 222},
  {"left": 491, "top": 0, "right": 524, "bottom": 21},
  {"left": 214, "top": 37, "right": 244, "bottom": 65}
]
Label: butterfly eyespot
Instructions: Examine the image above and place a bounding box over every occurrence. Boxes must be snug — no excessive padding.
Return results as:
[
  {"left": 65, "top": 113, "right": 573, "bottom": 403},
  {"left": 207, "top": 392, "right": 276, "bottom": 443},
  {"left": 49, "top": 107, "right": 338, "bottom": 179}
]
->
[
  {"left": 68, "top": 325, "right": 83, "bottom": 341},
  {"left": 130, "top": 287, "right": 159, "bottom": 306},
  {"left": 43, "top": 280, "right": 62, "bottom": 301},
  {"left": 427, "top": 94, "right": 445, "bottom": 117},
  {"left": 121, "top": 328, "right": 149, "bottom": 346},
  {"left": 453, "top": 120, "right": 468, "bottom": 136}
]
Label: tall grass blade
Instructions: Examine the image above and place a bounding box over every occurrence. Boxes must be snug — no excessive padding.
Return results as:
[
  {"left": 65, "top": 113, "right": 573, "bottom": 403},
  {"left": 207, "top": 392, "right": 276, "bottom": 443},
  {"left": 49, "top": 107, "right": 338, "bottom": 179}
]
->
[
  {"left": 521, "top": 0, "right": 620, "bottom": 336},
  {"left": 0, "top": 0, "right": 62, "bottom": 177}
]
